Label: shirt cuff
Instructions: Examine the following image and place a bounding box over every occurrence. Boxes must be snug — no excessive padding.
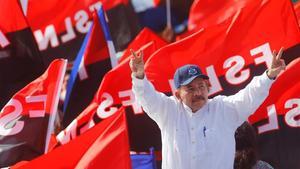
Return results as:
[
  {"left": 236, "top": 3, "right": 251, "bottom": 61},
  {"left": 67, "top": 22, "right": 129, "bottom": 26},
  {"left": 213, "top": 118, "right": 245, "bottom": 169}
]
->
[
  {"left": 262, "top": 71, "right": 275, "bottom": 86},
  {"left": 132, "top": 73, "right": 146, "bottom": 88},
  {"left": 266, "top": 70, "right": 276, "bottom": 80}
]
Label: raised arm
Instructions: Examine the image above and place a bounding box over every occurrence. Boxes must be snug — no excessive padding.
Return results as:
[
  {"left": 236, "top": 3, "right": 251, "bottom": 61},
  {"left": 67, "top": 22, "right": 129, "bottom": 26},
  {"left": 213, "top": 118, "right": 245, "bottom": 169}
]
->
[
  {"left": 222, "top": 47, "right": 286, "bottom": 128},
  {"left": 130, "top": 49, "right": 174, "bottom": 128}
]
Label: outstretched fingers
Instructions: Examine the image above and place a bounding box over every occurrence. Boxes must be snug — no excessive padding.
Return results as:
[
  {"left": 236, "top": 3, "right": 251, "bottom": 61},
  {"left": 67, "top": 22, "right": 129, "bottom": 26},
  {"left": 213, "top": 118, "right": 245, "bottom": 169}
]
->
[
  {"left": 129, "top": 49, "right": 145, "bottom": 79},
  {"left": 276, "top": 47, "right": 284, "bottom": 61},
  {"left": 130, "top": 48, "right": 144, "bottom": 63},
  {"left": 130, "top": 48, "right": 137, "bottom": 59}
]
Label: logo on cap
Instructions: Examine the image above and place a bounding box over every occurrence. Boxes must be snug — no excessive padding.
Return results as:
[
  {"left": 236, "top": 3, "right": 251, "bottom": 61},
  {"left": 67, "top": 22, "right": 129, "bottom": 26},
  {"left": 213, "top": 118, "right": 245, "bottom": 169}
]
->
[{"left": 188, "top": 67, "right": 198, "bottom": 76}]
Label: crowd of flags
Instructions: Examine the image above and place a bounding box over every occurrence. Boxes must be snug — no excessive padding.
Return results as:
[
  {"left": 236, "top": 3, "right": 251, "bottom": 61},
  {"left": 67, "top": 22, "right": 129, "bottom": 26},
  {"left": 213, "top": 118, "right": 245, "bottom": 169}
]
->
[{"left": 1, "top": 0, "right": 300, "bottom": 168}]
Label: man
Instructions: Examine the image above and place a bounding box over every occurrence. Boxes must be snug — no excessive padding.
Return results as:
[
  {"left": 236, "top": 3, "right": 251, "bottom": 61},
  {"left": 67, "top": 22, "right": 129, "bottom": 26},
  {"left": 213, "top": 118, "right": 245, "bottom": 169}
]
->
[{"left": 130, "top": 48, "right": 285, "bottom": 169}]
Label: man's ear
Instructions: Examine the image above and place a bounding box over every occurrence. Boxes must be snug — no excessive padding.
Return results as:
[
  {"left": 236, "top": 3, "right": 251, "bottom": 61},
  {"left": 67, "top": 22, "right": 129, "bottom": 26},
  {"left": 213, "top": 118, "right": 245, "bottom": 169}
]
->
[{"left": 175, "top": 90, "right": 181, "bottom": 101}]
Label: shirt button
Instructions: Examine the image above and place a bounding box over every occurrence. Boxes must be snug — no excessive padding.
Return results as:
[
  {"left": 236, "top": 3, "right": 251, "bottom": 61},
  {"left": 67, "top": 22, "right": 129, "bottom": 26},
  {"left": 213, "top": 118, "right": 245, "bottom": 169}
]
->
[
  {"left": 192, "top": 156, "right": 196, "bottom": 159},
  {"left": 192, "top": 141, "right": 195, "bottom": 144},
  {"left": 191, "top": 127, "right": 194, "bottom": 130}
]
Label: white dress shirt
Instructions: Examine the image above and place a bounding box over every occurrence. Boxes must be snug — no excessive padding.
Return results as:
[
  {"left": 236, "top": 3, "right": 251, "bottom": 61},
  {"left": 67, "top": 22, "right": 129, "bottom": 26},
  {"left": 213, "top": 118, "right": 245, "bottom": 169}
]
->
[{"left": 132, "top": 72, "right": 274, "bottom": 169}]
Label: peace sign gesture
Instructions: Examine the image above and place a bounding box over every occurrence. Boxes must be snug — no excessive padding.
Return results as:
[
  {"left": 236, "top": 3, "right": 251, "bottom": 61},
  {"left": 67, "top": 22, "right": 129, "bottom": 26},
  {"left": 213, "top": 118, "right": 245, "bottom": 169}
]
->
[
  {"left": 129, "top": 49, "right": 145, "bottom": 79},
  {"left": 267, "top": 47, "right": 286, "bottom": 79}
]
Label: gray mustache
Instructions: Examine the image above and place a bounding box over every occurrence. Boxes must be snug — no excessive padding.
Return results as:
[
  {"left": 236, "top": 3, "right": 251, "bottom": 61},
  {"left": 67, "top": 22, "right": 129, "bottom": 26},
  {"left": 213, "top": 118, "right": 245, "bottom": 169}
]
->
[{"left": 193, "top": 96, "right": 205, "bottom": 101}]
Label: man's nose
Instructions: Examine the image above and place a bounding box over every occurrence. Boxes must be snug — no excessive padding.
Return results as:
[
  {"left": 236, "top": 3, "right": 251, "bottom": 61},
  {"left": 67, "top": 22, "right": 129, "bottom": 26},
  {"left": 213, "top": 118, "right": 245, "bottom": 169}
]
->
[{"left": 193, "top": 88, "right": 202, "bottom": 96}]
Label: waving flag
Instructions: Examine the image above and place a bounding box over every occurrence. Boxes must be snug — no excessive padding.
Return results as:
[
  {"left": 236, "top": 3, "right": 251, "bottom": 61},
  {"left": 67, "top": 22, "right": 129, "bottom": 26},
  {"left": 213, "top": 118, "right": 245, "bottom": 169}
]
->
[
  {"left": 0, "top": 59, "right": 67, "bottom": 167},
  {"left": 57, "top": 30, "right": 164, "bottom": 153},
  {"left": 62, "top": 6, "right": 116, "bottom": 128},
  {"left": 22, "top": 107, "right": 131, "bottom": 169},
  {"left": 188, "top": 0, "right": 243, "bottom": 31},
  {"left": 187, "top": 0, "right": 300, "bottom": 40},
  {"left": 143, "top": 0, "right": 300, "bottom": 168},
  {"left": 24, "top": 0, "right": 139, "bottom": 65},
  {"left": 146, "top": 0, "right": 300, "bottom": 94},
  {"left": 0, "top": 0, "right": 45, "bottom": 109}
]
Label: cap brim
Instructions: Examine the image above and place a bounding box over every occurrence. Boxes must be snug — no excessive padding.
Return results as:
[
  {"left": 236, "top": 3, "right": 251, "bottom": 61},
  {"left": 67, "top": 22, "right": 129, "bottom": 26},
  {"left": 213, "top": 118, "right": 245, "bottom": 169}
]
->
[{"left": 181, "top": 74, "right": 209, "bottom": 86}]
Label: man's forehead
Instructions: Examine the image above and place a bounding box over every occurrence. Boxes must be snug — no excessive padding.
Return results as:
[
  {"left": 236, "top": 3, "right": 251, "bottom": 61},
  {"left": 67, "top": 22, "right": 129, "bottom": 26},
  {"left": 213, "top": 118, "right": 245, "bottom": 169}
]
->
[{"left": 185, "top": 78, "right": 207, "bottom": 87}]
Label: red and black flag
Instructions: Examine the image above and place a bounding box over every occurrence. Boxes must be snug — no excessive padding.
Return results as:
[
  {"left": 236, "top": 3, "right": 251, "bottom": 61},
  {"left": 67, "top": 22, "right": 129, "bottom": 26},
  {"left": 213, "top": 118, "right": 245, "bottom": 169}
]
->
[
  {"left": 146, "top": 0, "right": 300, "bottom": 95},
  {"left": 56, "top": 29, "right": 166, "bottom": 153},
  {"left": 143, "top": 0, "right": 300, "bottom": 168},
  {"left": 19, "top": 107, "right": 131, "bottom": 169},
  {"left": 0, "top": 59, "right": 67, "bottom": 167},
  {"left": 249, "top": 58, "right": 300, "bottom": 169},
  {"left": 0, "top": 0, "right": 45, "bottom": 109},
  {"left": 62, "top": 6, "right": 116, "bottom": 128},
  {"left": 24, "top": 0, "right": 140, "bottom": 65}
]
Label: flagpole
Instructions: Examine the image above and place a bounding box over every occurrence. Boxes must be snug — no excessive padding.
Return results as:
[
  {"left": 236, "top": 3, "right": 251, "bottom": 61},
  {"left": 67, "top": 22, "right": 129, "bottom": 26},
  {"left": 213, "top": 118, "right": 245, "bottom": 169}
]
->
[
  {"left": 166, "top": 0, "right": 172, "bottom": 28},
  {"left": 44, "top": 59, "right": 67, "bottom": 153},
  {"left": 98, "top": 6, "right": 118, "bottom": 68}
]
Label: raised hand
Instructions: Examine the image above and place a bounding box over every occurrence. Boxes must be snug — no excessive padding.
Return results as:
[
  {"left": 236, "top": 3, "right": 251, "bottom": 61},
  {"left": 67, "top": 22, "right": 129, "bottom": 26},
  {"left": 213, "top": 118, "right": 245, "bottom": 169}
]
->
[
  {"left": 129, "top": 49, "right": 145, "bottom": 79},
  {"left": 267, "top": 47, "right": 286, "bottom": 79}
]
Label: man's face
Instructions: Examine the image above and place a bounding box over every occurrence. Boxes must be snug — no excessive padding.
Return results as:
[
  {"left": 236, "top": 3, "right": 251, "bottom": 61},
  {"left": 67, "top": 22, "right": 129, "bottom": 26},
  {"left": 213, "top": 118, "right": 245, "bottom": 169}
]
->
[{"left": 176, "top": 77, "right": 209, "bottom": 112}]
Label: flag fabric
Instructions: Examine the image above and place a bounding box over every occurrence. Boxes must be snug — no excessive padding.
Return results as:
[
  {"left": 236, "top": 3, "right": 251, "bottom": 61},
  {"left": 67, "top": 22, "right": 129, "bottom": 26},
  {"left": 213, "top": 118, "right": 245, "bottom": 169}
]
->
[
  {"left": 188, "top": 0, "right": 300, "bottom": 39},
  {"left": 142, "top": 0, "right": 300, "bottom": 168},
  {"left": 188, "top": 0, "right": 242, "bottom": 31},
  {"left": 118, "top": 27, "right": 167, "bottom": 63},
  {"left": 62, "top": 6, "right": 115, "bottom": 128},
  {"left": 20, "top": 107, "right": 131, "bottom": 169},
  {"left": 131, "top": 147, "right": 157, "bottom": 169},
  {"left": 0, "top": 59, "right": 67, "bottom": 167},
  {"left": 56, "top": 30, "right": 164, "bottom": 152},
  {"left": 0, "top": 0, "right": 45, "bottom": 109},
  {"left": 248, "top": 58, "right": 300, "bottom": 169},
  {"left": 24, "top": 0, "right": 140, "bottom": 64},
  {"left": 145, "top": 0, "right": 300, "bottom": 95}
]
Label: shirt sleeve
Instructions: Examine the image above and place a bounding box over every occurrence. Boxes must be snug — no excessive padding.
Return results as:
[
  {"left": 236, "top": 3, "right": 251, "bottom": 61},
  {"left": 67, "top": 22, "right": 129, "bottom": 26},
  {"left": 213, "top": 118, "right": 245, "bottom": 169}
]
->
[
  {"left": 132, "top": 75, "right": 174, "bottom": 129},
  {"left": 220, "top": 71, "right": 274, "bottom": 129}
]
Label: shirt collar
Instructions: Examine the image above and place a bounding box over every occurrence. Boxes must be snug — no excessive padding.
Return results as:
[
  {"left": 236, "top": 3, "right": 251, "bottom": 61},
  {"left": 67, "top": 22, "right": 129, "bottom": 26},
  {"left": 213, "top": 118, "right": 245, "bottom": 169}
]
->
[{"left": 182, "top": 101, "right": 209, "bottom": 117}]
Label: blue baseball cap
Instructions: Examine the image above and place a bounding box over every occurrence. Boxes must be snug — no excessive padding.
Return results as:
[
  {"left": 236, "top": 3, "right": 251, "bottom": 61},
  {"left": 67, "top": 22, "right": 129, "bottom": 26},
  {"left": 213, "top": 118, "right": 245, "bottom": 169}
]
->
[{"left": 173, "top": 64, "right": 209, "bottom": 89}]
